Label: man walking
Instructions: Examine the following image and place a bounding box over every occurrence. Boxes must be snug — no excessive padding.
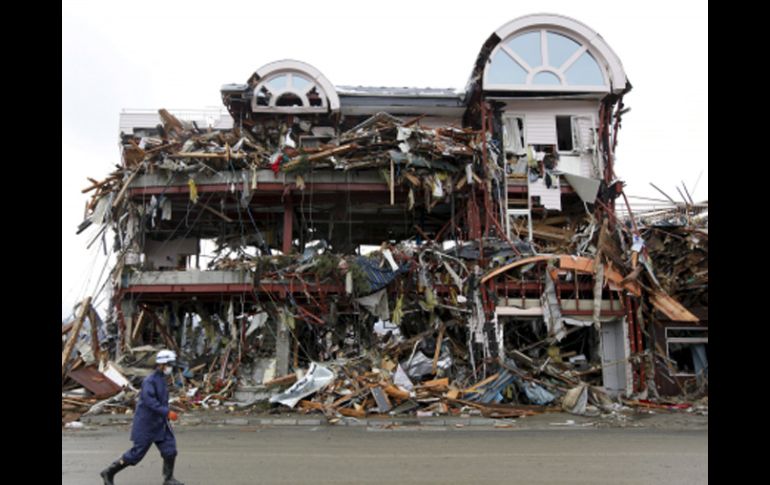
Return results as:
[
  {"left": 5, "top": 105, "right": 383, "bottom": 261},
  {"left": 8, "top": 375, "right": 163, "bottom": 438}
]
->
[{"left": 100, "top": 349, "right": 185, "bottom": 485}]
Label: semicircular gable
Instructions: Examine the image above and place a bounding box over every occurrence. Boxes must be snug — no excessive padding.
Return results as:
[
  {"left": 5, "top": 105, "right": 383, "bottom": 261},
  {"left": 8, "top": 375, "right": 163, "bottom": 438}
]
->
[
  {"left": 482, "top": 14, "right": 627, "bottom": 94},
  {"left": 251, "top": 59, "right": 340, "bottom": 113}
]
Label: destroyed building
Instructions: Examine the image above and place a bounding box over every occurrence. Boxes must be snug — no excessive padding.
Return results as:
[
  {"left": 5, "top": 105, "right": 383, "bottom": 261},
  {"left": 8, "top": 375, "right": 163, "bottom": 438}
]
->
[{"left": 63, "top": 13, "right": 707, "bottom": 423}]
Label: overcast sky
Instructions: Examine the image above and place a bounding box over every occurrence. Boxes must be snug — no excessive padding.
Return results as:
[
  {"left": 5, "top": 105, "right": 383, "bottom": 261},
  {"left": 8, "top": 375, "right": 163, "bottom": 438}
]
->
[{"left": 62, "top": 0, "right": 708, "bottom": 318}]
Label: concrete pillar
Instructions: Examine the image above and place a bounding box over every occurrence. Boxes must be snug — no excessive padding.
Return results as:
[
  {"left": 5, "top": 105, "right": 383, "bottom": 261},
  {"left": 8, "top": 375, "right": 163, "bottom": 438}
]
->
[
  {"left": 275, "top": 311, "right": 291, "bottom": 376},
  {"left": 118, "top": 299, "right": 136, "bottom": 361}
]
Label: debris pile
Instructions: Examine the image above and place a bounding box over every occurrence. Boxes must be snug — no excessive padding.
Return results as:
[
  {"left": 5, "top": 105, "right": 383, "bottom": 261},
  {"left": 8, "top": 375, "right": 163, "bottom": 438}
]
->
[{"left": 66, "top": 102, "right": 707, "bottom": 426}]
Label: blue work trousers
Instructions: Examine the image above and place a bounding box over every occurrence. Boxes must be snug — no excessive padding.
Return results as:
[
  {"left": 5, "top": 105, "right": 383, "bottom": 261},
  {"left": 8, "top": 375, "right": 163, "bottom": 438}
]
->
[{"left": 122, "top": 426, "right": 177, "bottom": 464}]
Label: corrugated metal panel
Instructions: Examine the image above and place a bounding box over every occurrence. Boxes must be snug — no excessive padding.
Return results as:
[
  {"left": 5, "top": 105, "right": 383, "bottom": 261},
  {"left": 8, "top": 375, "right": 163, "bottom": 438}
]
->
[
  {"left": 68, "top": 366, "right": 122, "bottom": 398},
  {"left": 525, "top": 113, "right": 557, "bottom": 145}
]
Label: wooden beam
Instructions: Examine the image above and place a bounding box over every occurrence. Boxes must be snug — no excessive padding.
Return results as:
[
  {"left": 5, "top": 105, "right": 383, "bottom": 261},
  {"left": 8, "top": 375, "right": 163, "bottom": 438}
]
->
[
  {"left": 89, "top": 307, "right": 101, "bottom": 363},
  {"left": 420, "top": 377, "right": 449, "bottom": 389},
  {"left": 383, "top": 384, "right": 410, "bottom": 401},
  {"left": 481, "top": 256, "right": 557, "bottom": 284},
  {"left": 62, "top": 297, "right": 91, "bottom": 380},
  {"left": 199, "top": 202, "right": 234, "bottom": 223},
  {"left": 432, "top": 324, "right": 445, "bottom": 375},
  {"left": 462, "top": 373, "right": 499, "bottom": 393},
  {"left": 112, "top": 169, "right": 140, "bottom": 209},
  {"left": 264, "top": 373, "right": 298, "bottom": 388},
  {"left": 141, "top": 306, "right": 180, "bottom": 353},
  {"left": 168, "top": 152, "right": 247, "bottom": 160},
  {"left": 298, "top": 400, "right": 326, "bottom": 411},
  {"left": 338, "top": 407, "right": 366, "bottom": 418},
  {"left": 131, "top": 309, "right": 146, "bottom": 343},
  {"left": 282, "top": 143, "right": 358, "bottom": 171},
  {"left": 650, "top": 291, "right": 699, "bottom": 322},
  {"left": 558, "top": 255, "right": 595, "bottom": 274},
  {"left": 403, "top": 172, "right": 421, "bottom": 187},
  {"left": 81, "top": 176, "right": 116, "bottom": 194}
]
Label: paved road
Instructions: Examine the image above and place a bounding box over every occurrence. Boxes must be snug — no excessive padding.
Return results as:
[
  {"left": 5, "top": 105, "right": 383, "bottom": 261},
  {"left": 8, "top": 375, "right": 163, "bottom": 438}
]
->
[{"left": 63, "top": 425, "right": 707, "bottom": 484}]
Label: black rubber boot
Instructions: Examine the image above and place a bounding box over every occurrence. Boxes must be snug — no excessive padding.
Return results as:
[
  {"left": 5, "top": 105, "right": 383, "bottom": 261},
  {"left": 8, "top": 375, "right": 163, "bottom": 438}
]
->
[
  {"left": 162, "top": 455, "right": 185, "bottom": 485},
  {"left": 100, "top": 459, "right": 128, "bottom": 485}
]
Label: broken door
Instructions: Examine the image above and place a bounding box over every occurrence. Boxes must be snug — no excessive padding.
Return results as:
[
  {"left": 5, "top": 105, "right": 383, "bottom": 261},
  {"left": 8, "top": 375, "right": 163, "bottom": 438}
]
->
[{"left": 599, "top": 318, "right": 631, "bottom": 397}]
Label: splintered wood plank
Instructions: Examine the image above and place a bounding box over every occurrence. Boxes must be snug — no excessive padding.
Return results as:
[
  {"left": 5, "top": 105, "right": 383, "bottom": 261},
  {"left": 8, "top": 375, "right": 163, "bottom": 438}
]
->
[
  {"left": 264, "top": 374, "right": 298, "bottom": 388},
  {"left": 432, "top": 325, "right": 445, "bottom": 375},
  {"left": 383, "top": 384, "right": 410, "bottom": 401},
  {"left": 650, "top": 291, "right": 699, "bottom": 322},
  {"left": 298, "top": 400, "right": 325, "bottom": 411},
  {"left": 338, "top": 407, "right": 366, "bottom": 418},
  {"left": 62, "top": 297, "right": 91, "bottom": 380},
  {"left": 558, "top": 256, "right": 594, "bottom": 274},
  {"left": 481, "top": 256, "right": 557, "bottom": 283},
  {"left": 421, "top": 378, "right": 449, "bottom": 388},
  {"left": 463, "top": 373, "right": 499, "bottom": 393}
]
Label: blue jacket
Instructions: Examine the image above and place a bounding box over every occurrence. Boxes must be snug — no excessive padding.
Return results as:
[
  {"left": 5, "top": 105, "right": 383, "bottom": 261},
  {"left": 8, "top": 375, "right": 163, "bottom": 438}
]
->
[{"left": 131, "top": 370, "right": 171, "bottom": 443}]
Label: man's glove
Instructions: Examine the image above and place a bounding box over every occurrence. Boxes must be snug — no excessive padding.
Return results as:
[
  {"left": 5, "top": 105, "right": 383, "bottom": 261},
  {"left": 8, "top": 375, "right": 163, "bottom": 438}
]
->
[{"left": 168, "top": 410, "right": 178, "bottom": 421}]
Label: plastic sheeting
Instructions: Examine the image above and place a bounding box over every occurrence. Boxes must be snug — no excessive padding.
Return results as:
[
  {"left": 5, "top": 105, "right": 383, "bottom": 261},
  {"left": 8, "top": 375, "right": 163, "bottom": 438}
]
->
[
  {"left": 269, "top": 363, "right": 335, "bottom": 408},
  {"left": 692, "top": 344, "right": 708, "bottom": 385},
  {"left": 401, "top": 350, "right": 451, "bottom": 380},
  {"left": 520, "top": 381, "right": 556, "bottom": 405},
  {"left": 373, "top": 319, "right": 401, "bottom": 339},
  {"left": 354, "top": 256, "right": 408, "bottom": 293},
  {"left": 356, "top": 289, "right": 390, "bottom": 321}
]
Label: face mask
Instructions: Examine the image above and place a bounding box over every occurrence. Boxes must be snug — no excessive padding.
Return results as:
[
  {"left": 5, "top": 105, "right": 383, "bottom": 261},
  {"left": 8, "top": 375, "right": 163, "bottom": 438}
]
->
[{"left": 163, "top": 366, "right": 173, "bottom": 375}]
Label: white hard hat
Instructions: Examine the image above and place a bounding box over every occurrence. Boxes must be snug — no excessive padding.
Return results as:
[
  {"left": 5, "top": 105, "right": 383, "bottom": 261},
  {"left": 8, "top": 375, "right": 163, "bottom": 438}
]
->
[{"left": 156, "top": 349, "right": 177, "bottom": 365}]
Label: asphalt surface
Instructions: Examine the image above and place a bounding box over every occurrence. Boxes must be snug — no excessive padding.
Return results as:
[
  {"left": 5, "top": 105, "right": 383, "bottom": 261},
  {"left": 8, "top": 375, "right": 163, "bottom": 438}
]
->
[{"left": 63, "top": 424, "right": 707, "bottom": 484}]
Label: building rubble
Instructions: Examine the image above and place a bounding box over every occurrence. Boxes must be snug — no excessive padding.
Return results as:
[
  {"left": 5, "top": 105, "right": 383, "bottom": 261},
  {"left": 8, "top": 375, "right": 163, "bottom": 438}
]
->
[{"left": 63, "top": 14, "right": 707, "bottom": 426}]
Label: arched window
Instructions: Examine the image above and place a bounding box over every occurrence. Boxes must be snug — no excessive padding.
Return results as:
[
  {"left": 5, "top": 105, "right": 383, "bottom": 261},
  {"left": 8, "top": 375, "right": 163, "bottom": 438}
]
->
[
  {"left": 254, "top": 72, "right": 327, "bottom": 110},
  {"left": 484, "top": 29, "right": 609, "bottom": 91},
  {"left": 250, "top": 60, "right": 340, "bottom": 114}
]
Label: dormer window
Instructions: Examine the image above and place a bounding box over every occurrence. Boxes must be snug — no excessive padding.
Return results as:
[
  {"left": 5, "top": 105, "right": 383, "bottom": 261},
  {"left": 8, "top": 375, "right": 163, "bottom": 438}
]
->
[
  {"left": 249, "top": 60, "right": 341, "bottom": 114},
  {"left": 486, "top": 29, "right": 607, "bottom": 91},
  {"left": 481, "top": 15, "right": 627, "bottom": 94},
  {"left": 253, "top": 72, "right": 328, "bottom": 112}
]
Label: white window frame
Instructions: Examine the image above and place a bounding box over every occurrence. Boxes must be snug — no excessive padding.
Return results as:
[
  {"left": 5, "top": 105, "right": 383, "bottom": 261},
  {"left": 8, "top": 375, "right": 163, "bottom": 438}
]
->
[
  {"left": 555, "top": 115, "right": 577, "bottom": 154},
  {"left": 252, "top": 71, "right": 329, "bottom": 114},
  {"left": 502, "top": 113, "right": 527, "bottom": 155},
  {"left": 484, "top": 27, "right": 609, "bottom": 92},
  {"left": 665, "top": 327, "right": 708, "bottom": 377}
]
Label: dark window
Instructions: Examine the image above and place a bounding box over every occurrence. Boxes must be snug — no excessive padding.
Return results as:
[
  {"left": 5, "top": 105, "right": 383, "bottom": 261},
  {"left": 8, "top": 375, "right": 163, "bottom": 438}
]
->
[
  {"left": 256, "top": 87, "right": 271, "bottom": 106},
  {"left": 668, "top": 343, "right": 696, "bottom": 374},
  {"left": 307, "top": 87, "right": 322, "bottom": 107},
  {"left": 667, "top": 328, "right": 708, "bottom": 339},
  {"left": 276, "top": 93, "right": 303, "bottom": 107},
  {"left": 556, "top": 116, "right": 573, "bottom": 152}
]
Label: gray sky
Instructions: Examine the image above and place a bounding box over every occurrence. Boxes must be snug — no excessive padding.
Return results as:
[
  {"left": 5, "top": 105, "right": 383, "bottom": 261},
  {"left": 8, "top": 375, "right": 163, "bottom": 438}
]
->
[{"left": 62, "top": 0, "right": 708, "bottom": 317}]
